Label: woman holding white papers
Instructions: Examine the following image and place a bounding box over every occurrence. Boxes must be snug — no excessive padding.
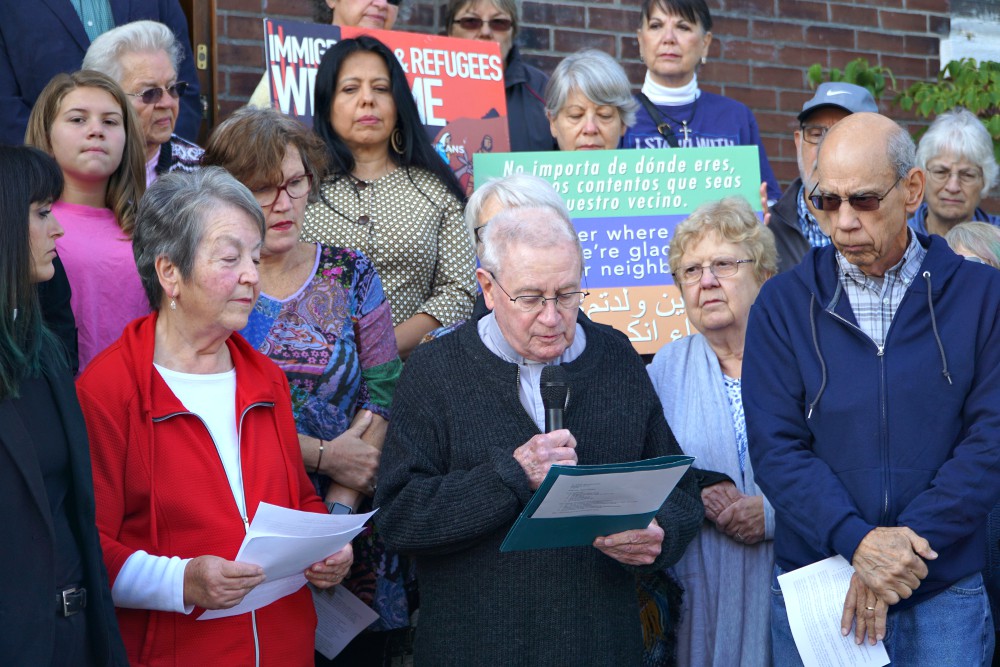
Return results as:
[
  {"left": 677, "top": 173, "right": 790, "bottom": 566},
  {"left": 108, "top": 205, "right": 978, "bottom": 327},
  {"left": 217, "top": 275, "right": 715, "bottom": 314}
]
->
[
  {"left": 76, "top": 168, "right": 352, "bottom": 666},
  {"left": 647, "top": 196, "right": 778, "bottom": 666}
]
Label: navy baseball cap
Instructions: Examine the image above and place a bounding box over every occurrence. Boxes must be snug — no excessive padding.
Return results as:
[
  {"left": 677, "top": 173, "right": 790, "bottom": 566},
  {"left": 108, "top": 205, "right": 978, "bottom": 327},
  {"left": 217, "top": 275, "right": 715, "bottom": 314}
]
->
[{"left": 798, "top": 82, "right": 878, "bottom": 122}]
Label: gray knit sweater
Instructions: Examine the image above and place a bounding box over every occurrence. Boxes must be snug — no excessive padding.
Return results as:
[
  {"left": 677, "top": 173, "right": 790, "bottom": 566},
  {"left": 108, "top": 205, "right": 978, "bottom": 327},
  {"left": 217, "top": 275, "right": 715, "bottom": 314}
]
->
[{"left": 374, "top": 314, "right": 703, "bottom": 666}]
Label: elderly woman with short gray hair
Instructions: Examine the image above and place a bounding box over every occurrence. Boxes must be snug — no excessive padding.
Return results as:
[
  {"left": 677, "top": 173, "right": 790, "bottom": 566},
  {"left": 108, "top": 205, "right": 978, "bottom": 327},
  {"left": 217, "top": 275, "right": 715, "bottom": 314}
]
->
[
  {"left": 911, "top": 107, "right": 999, "bottom": 236},
  {"left": 84, "top": 20, "right": 203, "bottom": 185},
  {"left": 545, "top": 49, "right": 638, "bottom": 152},
  {"left": 76, "top": 168, "right": 352, "bottom": 666},
  {"left": 647, "top": 195, "right": 778, "bottom": 666}
]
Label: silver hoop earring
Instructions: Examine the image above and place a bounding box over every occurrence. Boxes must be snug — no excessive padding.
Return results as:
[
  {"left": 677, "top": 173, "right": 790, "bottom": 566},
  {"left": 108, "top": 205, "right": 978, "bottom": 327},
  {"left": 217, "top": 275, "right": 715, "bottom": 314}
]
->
[{"left": 701, "top": 56, "right": 707, "bottom": 65}]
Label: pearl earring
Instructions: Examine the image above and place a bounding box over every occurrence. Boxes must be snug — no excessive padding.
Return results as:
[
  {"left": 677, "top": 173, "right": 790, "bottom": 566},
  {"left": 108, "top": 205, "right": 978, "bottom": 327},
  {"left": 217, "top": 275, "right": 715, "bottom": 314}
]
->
[{"left": 170, "top": 299, "right": 177, "bottom": 310}]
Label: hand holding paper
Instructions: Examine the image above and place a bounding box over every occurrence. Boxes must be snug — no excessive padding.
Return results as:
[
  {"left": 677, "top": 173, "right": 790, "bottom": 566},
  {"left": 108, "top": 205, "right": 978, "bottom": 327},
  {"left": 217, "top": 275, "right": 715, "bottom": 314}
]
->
[
  {"left": 184, "top": 555, "right": 266, "bottom": 610},
  {"left": 198, "top": 503, "right": 373, "bottom": 620},
  {"left": 840, "top": 572, "right": 888, "bottom": 646},
  {"left": 593, "top": 517, "right": 664, "bottom": 566},
  {"left": 304, "top": 543, "right": 354, "bottom": 590}
]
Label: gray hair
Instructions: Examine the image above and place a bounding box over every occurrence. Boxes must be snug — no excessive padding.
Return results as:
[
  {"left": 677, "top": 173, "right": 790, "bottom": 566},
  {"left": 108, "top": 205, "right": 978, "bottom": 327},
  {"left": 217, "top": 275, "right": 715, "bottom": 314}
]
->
[
  {"left": 479, "top": 205, "right": 583, "bottom": 280},
  {"left": 917, "top": 107, "right": 998, "bottom": 197},
  {"left": 886, "top": 122, "right": 917, "bottom": 181},
  {"left": 83, "top": 20, "right": 182, "bottom": 83},
  {"left": 945, "top": 221, "right": 1000, "bottom": 269},
  {"left": 466, "top": 173, "right": 570, "bottom": 249},
  {"left": 545, "top": 50, "right": 638, "bottom": 128},
  {"left": 133, "top": 168, "right": 265, "bottom": 310},
  {"left": 668, "top": 196, "right": 778, "bottom": 284}
]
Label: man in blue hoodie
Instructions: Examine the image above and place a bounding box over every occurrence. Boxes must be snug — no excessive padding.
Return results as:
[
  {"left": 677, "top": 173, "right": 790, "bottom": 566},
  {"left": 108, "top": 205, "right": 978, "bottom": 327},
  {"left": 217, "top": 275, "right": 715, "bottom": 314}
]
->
[{"left": 744, "top": 112, "right": 1000, "bottom": 666}]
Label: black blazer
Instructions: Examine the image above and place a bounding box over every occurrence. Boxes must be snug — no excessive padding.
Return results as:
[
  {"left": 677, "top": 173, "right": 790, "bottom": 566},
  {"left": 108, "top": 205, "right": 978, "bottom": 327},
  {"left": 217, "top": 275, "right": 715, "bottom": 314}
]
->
[{"left": 0, "top": 342, "right": 127, "bottom": 665}]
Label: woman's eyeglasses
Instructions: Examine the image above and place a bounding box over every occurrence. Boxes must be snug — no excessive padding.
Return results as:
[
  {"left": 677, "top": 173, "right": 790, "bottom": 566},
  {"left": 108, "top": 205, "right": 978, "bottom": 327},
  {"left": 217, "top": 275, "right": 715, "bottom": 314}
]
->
[
  {"left": 126, "top": 82, "right": 189, "bottom": 105},
  {"left": 926, "top": 166, "right": 982, "bottom": 186},
  {"left": 252, "top": 174, "right": 313, "bottom": 209},
  {"left": 675, "top": 257, "right": 755, "bottom": 285},
  {"left": 453, "top": 17, "right": 513, "bottom": 32},
  {"left": 808, "top": 176, "right": 902, "bottom": 213}
]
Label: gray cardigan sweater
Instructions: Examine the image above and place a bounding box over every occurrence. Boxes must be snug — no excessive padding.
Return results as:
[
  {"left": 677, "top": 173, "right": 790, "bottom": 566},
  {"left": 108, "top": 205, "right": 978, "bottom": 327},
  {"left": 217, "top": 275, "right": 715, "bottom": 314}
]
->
[{"left": 375, "top": 314, "right": 702, "bottom": 665}]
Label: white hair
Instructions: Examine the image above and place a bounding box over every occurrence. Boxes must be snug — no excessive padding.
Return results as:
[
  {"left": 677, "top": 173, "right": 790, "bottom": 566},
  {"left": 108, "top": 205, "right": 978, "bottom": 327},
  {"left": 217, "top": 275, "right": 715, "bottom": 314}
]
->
[{"left": 83, "top": 20, "right": 182, "bottom": 83}]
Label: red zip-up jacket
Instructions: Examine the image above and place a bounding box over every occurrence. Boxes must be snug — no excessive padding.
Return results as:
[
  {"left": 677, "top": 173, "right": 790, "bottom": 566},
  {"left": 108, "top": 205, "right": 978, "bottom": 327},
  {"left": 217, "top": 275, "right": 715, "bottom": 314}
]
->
[{"left": 77, "top": 312, "right": 327, "bottom": 666}]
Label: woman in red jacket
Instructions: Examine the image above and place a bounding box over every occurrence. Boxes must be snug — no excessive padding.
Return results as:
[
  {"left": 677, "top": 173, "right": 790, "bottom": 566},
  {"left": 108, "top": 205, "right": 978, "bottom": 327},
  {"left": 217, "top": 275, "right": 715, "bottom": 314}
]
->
[{"left": 76, "top": 167, "right": 353, "bottom": 666}]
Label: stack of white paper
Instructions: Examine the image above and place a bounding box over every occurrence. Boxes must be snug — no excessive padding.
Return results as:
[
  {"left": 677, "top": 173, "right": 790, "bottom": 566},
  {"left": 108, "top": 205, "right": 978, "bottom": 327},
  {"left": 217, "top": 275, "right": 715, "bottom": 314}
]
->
[{"left": 199, "top": 502, "right": 374, "bottom": 620}]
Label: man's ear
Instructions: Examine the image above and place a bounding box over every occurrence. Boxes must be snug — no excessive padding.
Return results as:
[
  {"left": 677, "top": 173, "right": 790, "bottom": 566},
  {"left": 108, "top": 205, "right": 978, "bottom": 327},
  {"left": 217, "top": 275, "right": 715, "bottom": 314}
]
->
[
  {"left": 477, "top": 268, "right": 495, "bottom": 310},
  {"left": 903, "top": 166, "right": 925, "bottom": 215}
]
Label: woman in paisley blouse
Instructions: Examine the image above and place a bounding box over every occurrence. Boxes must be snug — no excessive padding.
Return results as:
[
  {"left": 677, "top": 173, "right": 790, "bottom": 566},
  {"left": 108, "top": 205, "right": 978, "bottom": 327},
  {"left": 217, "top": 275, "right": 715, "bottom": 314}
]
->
[
  {"left": 304, "top": 35, "right": 476, "bottom": 359},
  {"left": 202, "top": 107, "right": 409, "bottom": 664}
]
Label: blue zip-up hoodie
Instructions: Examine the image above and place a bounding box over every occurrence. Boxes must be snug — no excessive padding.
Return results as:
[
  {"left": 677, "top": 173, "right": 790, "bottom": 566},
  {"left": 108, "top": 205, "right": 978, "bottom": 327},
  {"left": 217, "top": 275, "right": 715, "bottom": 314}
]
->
[{"left": 744, "top": 233, "right": 1000, "bottom": 609}]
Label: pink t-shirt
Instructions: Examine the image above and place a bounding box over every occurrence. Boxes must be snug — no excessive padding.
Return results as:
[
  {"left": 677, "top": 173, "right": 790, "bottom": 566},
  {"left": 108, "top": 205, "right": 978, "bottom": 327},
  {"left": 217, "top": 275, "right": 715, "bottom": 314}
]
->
[{"left": 53, "top": 201, "right": 150, "bottom": 372}]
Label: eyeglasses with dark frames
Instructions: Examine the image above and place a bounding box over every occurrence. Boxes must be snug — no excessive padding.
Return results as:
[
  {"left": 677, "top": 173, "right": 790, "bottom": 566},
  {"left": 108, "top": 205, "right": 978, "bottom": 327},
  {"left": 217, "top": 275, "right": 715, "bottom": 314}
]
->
[
  {"left": 453, "top": 17, "right": 514, "bottom": 32},
  {"left": 489, "top": 271, "right": 588, "bottom": 312},
  {"left": 674, "top": 257, "right": 755, "bottom": 285},
  {"left": 799, "top": 124, "right": 833, "bottom": 145},
  {"left": 808, "top": 175, "right": 903, "bottom": 213},
  {"left": 126, "top": 81, "right": 189, "bottom": 105},
  {"left": 252, "top": 174, "right": 313, "bottom": 209}
]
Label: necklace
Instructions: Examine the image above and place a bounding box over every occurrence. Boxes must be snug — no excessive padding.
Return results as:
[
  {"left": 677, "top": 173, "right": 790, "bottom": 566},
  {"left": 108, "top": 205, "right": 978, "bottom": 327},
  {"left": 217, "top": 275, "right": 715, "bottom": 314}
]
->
[
  {"left": 636, "top": 93, "right": 700, "bottom": 147},
  {"left": 657, "top": 95, "right": 699, "bottom": 144}
]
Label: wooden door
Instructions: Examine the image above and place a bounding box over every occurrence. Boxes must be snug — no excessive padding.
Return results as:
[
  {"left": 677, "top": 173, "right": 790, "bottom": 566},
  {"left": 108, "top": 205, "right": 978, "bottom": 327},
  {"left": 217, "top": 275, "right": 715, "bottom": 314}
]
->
[{"left": 178, "top": 0, "right": 217, "bottom": 143}]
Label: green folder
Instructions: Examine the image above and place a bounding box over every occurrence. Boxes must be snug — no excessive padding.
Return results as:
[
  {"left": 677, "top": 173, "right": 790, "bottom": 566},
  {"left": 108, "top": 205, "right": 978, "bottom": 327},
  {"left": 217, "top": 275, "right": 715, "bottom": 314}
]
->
[{"left": 500, "top": 454, "right": 695, "bottom": 552}]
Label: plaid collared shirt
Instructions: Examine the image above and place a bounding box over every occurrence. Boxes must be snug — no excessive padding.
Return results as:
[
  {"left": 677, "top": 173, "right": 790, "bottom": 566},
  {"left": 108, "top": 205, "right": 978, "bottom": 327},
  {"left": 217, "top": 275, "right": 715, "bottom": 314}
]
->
[
  {"left": 835, "top": 231, "right": 926, "bottom": 348},
  {"left": 796, "top": 184, "right": 832, "bottom": 249}
]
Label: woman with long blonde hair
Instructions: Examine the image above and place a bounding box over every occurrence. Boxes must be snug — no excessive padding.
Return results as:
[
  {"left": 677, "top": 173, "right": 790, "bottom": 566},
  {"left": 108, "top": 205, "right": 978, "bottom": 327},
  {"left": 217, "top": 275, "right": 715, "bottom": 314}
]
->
[{"left": 26, "top": 70, "right": 147, "bottom": 372}]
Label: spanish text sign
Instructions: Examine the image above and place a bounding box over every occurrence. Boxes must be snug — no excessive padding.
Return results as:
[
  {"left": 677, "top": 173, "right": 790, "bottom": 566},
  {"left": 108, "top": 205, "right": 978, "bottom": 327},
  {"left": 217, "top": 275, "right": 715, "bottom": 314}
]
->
[{"left": 474, "top": 147, "right": 762, "bottom": 354}]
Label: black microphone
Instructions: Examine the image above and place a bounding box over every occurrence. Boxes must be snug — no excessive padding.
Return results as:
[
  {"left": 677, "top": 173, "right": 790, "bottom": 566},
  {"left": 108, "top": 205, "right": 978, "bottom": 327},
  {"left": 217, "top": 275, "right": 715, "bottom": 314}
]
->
[{"left": 540, "top": 365, "right": 569, "bottom": 433}]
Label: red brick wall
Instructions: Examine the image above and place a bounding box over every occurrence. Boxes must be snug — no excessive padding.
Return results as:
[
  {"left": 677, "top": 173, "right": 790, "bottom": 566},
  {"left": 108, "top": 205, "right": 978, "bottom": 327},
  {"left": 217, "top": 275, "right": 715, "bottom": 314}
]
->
[{"left": 214, "top": 0, "right": 951, "bottom": 189}]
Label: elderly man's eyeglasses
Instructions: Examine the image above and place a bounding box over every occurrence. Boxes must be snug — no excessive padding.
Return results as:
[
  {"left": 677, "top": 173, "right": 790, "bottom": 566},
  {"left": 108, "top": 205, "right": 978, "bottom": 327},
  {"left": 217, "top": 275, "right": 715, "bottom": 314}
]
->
[
  {"left": 808, "top": 176, "right": 902, "bottom": 212},
  {"left": 675, "top": 257, "right": 754, "bottom": 285},
  {"left": 252, "top": 174, "right": 313, "bottom": 209},
  {"left": 453, "top": 17, "right": 514, "bottom": 32},
  {"left": 126, "top": 82, "right": 189, "bottom": 105},
  {"left": 489, "top": 272, "right": 588, "bottom": 312},
  {"left": 926, "top": 166, "right": 982, "bottom": 186},
  {"left": 799, "top": 124, "right": 832, "bottom": 145}
]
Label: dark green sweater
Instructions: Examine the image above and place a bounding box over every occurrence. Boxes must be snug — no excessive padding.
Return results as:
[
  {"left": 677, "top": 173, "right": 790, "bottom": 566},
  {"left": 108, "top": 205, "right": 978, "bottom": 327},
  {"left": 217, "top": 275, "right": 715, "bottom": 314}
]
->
[{"left": 375, "top": 314, "right": 703, "bottom": 666}]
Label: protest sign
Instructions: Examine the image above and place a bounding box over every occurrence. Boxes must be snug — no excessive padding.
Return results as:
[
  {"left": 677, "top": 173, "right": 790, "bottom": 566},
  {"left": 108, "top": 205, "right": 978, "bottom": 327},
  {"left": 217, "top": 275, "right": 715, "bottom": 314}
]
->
[
  {"left": 263, "top": 20, "right": 509, "bottom": 194},
  {"left": 474, "top": 147, "right": 762, "bottom": 354}
]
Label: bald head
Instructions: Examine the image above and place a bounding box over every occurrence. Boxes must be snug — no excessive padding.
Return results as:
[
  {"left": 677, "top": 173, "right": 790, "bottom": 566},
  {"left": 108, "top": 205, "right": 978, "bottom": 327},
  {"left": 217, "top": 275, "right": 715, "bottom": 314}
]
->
[
  {"left": 813, "top": 112, "right": 925, "bottom": 277},
  {"left": 818, "top": 112, "right": 915, "bottom": 182}
]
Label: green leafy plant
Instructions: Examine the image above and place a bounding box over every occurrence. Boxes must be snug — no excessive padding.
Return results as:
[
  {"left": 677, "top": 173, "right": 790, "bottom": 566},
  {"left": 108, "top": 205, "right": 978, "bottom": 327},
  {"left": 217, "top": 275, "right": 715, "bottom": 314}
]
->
[
  {"left": 807, "top": 57, "right": 896, "bottom": 101},
  {"left": 897, "top": 58, "right": 1000, "bottom": 161}
]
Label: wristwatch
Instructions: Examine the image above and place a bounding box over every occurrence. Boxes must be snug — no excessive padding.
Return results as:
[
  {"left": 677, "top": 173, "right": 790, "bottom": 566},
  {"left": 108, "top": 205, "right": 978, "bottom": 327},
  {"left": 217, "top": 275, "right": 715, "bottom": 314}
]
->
[{"left": 325, "top": 501, "right": 353, "bottom": 515}]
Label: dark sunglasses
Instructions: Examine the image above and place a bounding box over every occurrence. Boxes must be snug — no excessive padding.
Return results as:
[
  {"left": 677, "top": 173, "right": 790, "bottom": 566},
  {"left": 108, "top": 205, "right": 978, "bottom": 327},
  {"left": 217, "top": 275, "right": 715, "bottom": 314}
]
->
[
  {"left": 453, "top": 17, "right": 513, "bottom": 32},
  {"left": 808, "top": 176, "right": 902, "bottom": 213},
  {"left": 126, "top": 81, "right": 189, "bottom": 105},
  {"left": 387, "top": 0, "right": 401, "bottom": 5}
]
